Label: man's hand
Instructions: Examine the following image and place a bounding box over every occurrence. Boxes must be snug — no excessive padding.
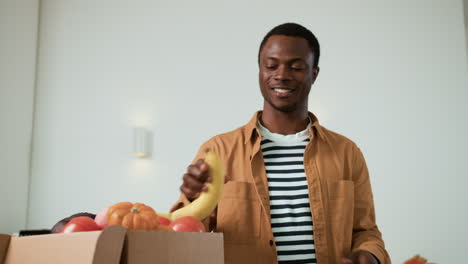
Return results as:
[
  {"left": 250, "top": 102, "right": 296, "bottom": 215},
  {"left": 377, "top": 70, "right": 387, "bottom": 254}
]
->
[
  {"left": 341, "top": 250, "right": 379, "bottom": 264},
  {"left": 180, "top": 159, "right": 212, "bottom": 202}
]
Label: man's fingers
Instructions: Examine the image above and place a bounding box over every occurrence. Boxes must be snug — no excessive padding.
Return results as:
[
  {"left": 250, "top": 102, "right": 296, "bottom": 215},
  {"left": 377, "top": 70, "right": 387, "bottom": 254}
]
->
[
  {"left": 340, "top": 258, "right": 353, "bottom": 264},
  {"left": 187, "top": 164, "right": 202, "bottom": 177},
  {"left": 182, "top": 159, "right": 226, "bottom": 201},
  {"left": 358, "top": 254, "right": 372, "bottom": 264},
  {"left": 195, "top": 159, "right": 204, "bottom": 167},
  {"left": 199, "top": 162, "right": 208, "bottom": 172},
  {"left": 180, "top": 184, "right": 198, "bottom": 200},
  {"left": 187, "top": 162, "right": 209, "bottom": 181},
  {"left": 194, "top": 159, "right": 209, "bottom": 173},
  {"left": 197, "top": 162, "right": 209, "bottom": 182},
  {"left": 182, "top": 173, "right": 205, "bottom": 192}
]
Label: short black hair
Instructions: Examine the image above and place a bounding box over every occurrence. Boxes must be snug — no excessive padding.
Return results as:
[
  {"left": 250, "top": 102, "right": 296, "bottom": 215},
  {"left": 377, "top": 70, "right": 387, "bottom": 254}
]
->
[{"left": 258, "top": 23, "right": 320, "bottom": 68}]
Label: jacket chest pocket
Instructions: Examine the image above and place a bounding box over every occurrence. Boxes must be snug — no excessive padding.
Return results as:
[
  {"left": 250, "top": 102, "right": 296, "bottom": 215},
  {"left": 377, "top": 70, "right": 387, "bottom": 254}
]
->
[{"left": 217, "top": 181, "right": 262, "bottom": 243}]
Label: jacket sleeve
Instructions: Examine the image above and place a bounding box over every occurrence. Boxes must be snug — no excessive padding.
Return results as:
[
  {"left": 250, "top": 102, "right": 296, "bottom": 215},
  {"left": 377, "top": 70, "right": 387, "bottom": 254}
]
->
[
  {"left": 169, "top": 137, "right": 219, "bottom": 232},
  {"left": 351, "top": 146, "right": 391, "bottom": 264}
]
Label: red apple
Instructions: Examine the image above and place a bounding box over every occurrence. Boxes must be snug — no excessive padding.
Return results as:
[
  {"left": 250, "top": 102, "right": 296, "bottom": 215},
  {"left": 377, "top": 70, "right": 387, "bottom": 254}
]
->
[
  {"left": 157, "top": 216, "right": 171, "bottom": 226},
  {"left": 169, "top": 216, "right": 206, "bottom": 232},
  {"left": 61, "top": 216, "right": 102, "bottom": 233}
]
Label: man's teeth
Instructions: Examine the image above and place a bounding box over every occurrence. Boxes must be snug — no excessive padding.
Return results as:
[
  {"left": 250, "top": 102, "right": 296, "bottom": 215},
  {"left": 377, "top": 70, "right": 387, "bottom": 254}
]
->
[{"left": 274, "top": 88, "right": 291, "bottom": 93}]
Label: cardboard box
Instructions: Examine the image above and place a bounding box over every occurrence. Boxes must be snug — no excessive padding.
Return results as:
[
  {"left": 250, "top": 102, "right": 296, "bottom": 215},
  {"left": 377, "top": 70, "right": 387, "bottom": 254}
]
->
[{"left": 0, "top": 226, "right": 224, "bottom": 264}]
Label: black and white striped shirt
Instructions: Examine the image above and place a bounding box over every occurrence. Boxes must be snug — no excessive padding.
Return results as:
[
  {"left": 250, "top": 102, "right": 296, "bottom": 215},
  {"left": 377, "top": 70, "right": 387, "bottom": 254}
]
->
[{"left": 259, "top": 121, "right": 316, "bottom": 264}]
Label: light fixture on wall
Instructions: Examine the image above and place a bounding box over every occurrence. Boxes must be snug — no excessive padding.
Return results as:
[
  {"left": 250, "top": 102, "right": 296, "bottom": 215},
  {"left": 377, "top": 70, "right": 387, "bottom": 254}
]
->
[{"left": 133, "top": 127, "right": 148, "bottom": 158}]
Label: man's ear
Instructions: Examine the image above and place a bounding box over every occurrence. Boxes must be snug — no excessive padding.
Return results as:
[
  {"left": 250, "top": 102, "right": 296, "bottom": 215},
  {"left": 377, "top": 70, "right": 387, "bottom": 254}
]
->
[{"left": 311, "top": 67, "right": 320, "bottom": 84}]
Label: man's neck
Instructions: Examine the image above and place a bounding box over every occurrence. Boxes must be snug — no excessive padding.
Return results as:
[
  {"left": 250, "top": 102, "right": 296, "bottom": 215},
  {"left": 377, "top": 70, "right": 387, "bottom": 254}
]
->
[{"left": 260, "top": 109, "right": 310, "bottom": 135}]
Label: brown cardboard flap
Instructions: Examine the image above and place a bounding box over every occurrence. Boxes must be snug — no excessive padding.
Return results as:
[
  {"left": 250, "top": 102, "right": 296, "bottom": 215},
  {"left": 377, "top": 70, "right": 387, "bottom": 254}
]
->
[
  {"left": 0, "top": 228, "right": 223, "bottom": 264},
  {"left": 4, "top": 231, "right": 99, "bottom": 264},
  {"left": 0, "top": 235, "right": 11, "bottom": 264},
  {"left": 92, "top": 226, "right": 127, "bottom": 264},
  {"left": 3, "top": 226, "right": 126, "bottom": 264},
  {"left": 122, "top": 230, "right": 224, "bottom": 264}
]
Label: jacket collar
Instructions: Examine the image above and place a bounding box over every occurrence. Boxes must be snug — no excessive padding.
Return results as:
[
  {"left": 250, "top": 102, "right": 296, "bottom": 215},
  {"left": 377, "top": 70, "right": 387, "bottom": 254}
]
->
[{"left": 243, "top": 111, "right": 328, "bottom": 144}]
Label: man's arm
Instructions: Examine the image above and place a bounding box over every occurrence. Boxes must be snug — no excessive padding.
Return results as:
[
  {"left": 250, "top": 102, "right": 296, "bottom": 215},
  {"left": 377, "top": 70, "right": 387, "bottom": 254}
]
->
[{"left": 348, "top": 146, "right": 391, "bottom": 264}]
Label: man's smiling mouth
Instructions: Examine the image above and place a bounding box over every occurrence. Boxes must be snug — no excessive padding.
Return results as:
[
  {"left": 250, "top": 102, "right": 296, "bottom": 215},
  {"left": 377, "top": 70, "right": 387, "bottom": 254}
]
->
[
  {"left": 271, "top": 87, "right": 294, "bottom": 96},
  {"left": 273, "top": 88, "right": 292, "bottom": 93}
]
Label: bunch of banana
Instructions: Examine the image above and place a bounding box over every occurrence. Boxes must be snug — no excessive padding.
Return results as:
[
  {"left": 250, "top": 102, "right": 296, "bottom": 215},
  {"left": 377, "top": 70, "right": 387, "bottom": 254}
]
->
[{"left": 158, "top": 149, "right": 225, "bottom": 221}]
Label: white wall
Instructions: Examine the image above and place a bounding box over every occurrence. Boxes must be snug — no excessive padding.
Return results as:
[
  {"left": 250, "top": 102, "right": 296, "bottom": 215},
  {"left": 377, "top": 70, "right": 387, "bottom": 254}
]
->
[
  {"left": 28, "top": 0, "right": 468, "bottom": 263},
  {"left": 465, "top": 0, "right": 468, "bottom": 56},
  {"left": 0, "top": 0, "right": 39, "bottom": 234}
]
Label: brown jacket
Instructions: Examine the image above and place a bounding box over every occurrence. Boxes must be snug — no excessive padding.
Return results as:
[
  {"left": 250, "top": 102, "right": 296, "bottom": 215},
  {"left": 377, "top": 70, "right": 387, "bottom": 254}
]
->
[{"left": 171, "top": 112, "right": 391, "bottom": 264}]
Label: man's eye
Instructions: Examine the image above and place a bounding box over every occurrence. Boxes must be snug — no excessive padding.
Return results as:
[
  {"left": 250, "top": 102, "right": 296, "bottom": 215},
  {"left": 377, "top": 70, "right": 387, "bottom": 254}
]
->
[
  {"left": 291, "top": 66, "right": 305, "bottom": 71},
  {"left": 265, "top": 65, "right": 277, "bottom": 70}
]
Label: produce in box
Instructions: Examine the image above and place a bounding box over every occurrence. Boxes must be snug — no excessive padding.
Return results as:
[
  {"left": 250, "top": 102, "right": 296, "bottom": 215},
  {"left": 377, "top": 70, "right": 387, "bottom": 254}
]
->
[{"left": 52, "top": 150, "right": 224, "bottom": 234}]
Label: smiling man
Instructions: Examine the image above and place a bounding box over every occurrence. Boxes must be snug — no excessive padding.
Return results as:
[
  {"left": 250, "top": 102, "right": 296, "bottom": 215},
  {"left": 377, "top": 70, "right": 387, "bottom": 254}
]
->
[{"left": 172, "top": 23, "right": 391, "bottom": 264}]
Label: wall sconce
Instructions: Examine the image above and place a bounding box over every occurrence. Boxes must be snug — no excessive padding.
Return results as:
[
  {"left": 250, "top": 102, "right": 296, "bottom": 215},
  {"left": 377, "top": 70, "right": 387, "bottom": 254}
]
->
[{"left": 134, "top": 127, "right": 148, "bottom": 158}]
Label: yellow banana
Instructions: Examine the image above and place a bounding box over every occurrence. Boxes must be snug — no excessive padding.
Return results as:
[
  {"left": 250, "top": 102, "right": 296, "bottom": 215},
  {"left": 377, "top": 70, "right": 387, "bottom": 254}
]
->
[{"left": 158, "top": 149, "right": 225, "bottom": 221}]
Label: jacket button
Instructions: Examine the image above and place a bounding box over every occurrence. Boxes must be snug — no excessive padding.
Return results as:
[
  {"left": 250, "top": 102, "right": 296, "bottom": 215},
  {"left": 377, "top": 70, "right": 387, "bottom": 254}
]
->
[{"left": 269, "top": 240, "right": 274, "bottom": 246}]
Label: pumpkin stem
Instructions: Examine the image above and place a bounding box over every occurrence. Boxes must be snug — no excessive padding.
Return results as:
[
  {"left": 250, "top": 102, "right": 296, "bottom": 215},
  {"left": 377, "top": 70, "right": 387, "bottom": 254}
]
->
[{"left": 130, "top": 207, "right": 139, "bottom": 214}]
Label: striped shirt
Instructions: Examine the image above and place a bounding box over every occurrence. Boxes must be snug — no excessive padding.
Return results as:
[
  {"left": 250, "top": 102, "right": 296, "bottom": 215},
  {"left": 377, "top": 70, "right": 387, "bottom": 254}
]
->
[{"left": 258, "top": 121, "right": 316, "bottom": 264}]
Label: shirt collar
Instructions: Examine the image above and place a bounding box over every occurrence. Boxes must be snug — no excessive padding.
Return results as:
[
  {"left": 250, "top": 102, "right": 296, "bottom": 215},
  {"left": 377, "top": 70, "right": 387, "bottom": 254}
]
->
[{"left": 243, "top": 111, "right": 328, "bottom": 144}]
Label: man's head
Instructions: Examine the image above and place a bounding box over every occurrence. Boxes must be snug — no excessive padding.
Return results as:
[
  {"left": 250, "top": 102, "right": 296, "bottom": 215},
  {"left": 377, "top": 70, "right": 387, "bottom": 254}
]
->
[
  {"left": 258, "top": 23, "right": 320, "bottom": 113},
  {"left": 258, "top": 23, "right": 320, "bottom": 68}
]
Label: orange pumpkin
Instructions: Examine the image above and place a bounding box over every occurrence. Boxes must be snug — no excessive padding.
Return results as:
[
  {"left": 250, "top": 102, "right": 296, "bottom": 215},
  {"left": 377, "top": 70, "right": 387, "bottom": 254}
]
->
[
  {"left": 107, "top": 202, "right": 159, "bottom": 230},
  {"left": 404, "top": 255, "right": 428, "bottom": 264}
]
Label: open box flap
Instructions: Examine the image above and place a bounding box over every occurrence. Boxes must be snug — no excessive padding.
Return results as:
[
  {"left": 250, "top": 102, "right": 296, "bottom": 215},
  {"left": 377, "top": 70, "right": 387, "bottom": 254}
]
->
[
  {"left": 2, "top": 226, "right": 126, "bottom": 264},
  {"left": 0, "top": 234, "right": 11, "bottom": 264},
  {"left": 92, "top": 226, "right": 127, "bottom": 264}
]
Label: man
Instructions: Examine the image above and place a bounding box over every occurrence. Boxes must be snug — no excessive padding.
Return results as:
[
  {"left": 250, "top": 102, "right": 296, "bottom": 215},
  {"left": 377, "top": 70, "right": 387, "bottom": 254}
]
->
[{"left": 172, "top": 23, "right": 390, "bottom": 264}]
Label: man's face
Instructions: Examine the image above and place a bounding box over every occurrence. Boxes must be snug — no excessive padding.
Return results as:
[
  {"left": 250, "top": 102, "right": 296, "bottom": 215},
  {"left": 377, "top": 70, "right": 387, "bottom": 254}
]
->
[{"left": 259, "top": 35, "right": 319, "bottom": 113}]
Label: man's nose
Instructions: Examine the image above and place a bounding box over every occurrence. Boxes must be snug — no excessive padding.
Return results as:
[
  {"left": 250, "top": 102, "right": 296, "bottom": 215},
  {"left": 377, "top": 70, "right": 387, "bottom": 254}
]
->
[{"left": 274, "top": 65, "right": 292, "bottom": 81}]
